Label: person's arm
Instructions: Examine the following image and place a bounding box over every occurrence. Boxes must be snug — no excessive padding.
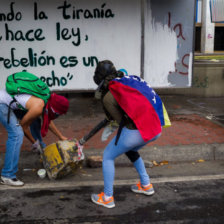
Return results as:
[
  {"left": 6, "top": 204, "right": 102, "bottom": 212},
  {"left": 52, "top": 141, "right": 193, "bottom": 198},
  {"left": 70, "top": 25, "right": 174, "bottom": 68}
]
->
[
  {"left": 20, "top": 96, "right": 45, "bottom": 144},
  {"left": 48, "top": 121, "right": 68, "bottom": 140}
]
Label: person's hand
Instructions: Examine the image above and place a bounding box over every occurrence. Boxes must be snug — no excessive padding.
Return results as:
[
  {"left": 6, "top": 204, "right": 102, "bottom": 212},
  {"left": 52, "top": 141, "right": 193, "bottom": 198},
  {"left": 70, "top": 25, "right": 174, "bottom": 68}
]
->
[
  {"left": 31, "top": 140, "right": 42, "bottom": 154},
  {"left": 101, "top": 121, "right": 118, "bottom": 141}
]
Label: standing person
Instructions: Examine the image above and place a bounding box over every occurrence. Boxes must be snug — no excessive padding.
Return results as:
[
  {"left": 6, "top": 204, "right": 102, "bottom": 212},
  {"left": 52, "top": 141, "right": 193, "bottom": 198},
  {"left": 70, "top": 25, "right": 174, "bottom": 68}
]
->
[
  {"left": 0, "top": 72, "right": 69, "bottom": 186},
  {"left": 91, "top": 60, "right": 171, "bottom": 208}
]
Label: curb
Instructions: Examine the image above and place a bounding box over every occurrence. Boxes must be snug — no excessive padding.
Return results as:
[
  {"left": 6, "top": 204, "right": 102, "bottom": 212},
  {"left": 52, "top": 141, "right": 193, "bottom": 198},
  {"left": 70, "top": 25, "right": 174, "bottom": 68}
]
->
[
  {"left": 1, "top": 174, "right": 224, "bottom": 191},
  {"left": 84, "top": 143, "right": 224, "bottom": 165},
  {"left": 1, "top": 144, "right": 224, "bottom": 170}
]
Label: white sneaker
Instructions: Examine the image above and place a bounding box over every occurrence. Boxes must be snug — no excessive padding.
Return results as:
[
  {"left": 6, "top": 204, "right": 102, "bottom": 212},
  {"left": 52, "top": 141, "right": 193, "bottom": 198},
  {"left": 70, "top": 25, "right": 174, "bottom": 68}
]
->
[{"left": 0, "top": 176, "right": 24, "bottom": 187}]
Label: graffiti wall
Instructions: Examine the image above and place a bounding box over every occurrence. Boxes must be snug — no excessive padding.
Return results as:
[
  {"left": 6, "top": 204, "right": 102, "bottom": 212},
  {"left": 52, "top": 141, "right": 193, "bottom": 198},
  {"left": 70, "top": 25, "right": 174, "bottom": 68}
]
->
[
  {"left": 0, "top": 0, "right": 195, "bottom": 90},
  {"left": 144, "top": 0, "right": 195, "bottom": 87},
  {"left": 0, "top": 0, "right": 141, "bottom": 90}
]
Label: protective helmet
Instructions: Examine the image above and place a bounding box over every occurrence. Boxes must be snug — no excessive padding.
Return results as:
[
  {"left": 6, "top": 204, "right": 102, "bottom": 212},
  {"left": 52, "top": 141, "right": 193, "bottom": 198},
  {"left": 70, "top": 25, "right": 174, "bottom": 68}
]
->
[{"left": 93, "top": 60, "right": 117, "bottom": 85}]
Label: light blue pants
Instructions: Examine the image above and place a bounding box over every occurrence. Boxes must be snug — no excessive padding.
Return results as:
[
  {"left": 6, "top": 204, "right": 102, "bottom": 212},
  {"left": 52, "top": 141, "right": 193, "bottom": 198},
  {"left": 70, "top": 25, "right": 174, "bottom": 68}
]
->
[
  {"left": 103, "top": 127, "right": 160, "bottom": 196},
  {"left": 0, "top": 104, "right": 24, "bottom": 179}
]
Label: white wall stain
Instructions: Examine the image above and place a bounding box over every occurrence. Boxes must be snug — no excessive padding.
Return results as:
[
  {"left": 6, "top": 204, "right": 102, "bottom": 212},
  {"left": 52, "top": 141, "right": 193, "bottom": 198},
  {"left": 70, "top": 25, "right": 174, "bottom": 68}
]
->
[
  {"left": 144, "top": 0, "right": 194, "bottom": 88},
  {"left": 144, "top": 0, "right": 177, "bottom": 87}
]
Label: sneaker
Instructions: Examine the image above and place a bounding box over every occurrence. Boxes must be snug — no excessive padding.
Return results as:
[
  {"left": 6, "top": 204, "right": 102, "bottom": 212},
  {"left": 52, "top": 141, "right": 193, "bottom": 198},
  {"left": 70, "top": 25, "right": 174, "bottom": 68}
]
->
[
  {"left": 131, "top": 181, "right": 155, "bottom": 195},
  {"left": 91, "top": 192, "right": 115, "bottom": 208},
  {"left": 0, "top": 176, "right": 24, "bottom": 187}
]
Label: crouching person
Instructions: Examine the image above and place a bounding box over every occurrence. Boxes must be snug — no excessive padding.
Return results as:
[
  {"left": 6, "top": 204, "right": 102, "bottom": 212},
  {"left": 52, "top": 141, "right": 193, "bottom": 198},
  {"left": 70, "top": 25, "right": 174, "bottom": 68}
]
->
[
  {"left": 0, "top": 71, "right": 69, "bottom": 186},
  {"left": 91, "top": 60, "right": 171, "bottom": 208}
]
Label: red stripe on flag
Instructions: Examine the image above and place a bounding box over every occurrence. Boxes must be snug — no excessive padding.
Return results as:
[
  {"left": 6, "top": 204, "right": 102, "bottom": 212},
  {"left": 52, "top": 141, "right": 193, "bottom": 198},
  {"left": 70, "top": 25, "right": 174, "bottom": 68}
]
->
[{"left": 109, "top": 81, "right": 161, "bottom": 141}]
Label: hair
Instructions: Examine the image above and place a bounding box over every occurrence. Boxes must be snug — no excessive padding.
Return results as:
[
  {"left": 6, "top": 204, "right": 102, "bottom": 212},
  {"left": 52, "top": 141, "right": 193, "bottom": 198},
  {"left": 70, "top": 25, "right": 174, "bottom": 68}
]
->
[{"left": 93, "top": 60, "right": 117, "bottom": 85}]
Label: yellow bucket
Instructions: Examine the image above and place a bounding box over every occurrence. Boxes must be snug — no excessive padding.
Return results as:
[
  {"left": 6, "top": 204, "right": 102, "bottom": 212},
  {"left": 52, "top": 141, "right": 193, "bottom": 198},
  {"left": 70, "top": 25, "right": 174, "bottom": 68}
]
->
[{"left": 42, "top": 139, "right": 83, "bottom": 180}]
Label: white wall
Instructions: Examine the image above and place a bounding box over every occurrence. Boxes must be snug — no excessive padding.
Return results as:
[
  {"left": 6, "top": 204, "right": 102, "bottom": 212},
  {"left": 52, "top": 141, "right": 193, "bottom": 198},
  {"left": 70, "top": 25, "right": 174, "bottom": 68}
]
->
[
  {"left": 0, "top": 0, "right": 195, "bottom": 90},
  {"left": 0, "top": 0, "right": 141, "bottom": 91},
  {"left": 144, "top": 0, "right": 195, "bottom": 87}
]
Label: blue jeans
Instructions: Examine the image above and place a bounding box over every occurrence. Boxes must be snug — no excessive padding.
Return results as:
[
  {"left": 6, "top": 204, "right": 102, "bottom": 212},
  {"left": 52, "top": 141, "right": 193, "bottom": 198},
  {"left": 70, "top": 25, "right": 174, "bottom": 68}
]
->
[
  {"left": 0, "top": 104, "right": 24, "bottom": 178},
  {"left": 103, "top": 127, "right": 160, "bottom": 196},
  {"left": 30, "top": 118, "right": 46, "bottom": 148}
]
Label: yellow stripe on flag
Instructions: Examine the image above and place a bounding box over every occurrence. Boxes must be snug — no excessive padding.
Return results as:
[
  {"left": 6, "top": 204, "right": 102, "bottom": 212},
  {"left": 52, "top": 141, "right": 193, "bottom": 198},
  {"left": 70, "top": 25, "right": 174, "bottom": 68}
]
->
[{"left": 162, "top": 103, "right": 171, "bottom": 128}]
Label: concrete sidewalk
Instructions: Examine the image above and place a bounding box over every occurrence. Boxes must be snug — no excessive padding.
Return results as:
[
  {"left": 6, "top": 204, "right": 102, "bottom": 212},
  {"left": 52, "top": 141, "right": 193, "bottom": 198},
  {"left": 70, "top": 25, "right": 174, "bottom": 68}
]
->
[
  {"left": 1, "top": 159, "right": 224, "bottom": 190},
  {"left": 0, "top": 95, "right": 224, "bottom": 165}
]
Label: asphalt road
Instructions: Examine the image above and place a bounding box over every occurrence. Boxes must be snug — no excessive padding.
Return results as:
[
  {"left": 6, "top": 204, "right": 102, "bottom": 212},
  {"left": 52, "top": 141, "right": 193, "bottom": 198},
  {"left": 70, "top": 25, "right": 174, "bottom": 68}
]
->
[{"left": 1, "top": 178, "right": 224, "bottom": 224}]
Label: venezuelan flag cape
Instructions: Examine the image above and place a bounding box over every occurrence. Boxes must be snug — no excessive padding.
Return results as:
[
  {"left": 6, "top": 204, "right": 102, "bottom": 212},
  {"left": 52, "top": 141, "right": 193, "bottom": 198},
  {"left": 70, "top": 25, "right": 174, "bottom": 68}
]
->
[{"left": 109, "top": 75, "right": 171, "bottom": 142}]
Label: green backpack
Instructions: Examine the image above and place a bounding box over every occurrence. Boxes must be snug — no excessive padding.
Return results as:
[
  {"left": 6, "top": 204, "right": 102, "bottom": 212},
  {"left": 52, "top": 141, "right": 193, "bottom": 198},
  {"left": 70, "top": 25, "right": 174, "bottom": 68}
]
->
[
  {"left": 6, "top": 71, "right": 51, "bottom": 123},
  {"left": 6, "top": 71, "right": 51, "bottom": 104}
]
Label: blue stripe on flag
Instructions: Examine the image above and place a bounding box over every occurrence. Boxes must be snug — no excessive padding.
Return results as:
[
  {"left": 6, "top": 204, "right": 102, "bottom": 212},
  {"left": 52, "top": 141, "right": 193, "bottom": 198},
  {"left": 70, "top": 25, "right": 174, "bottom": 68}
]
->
[{"left": 113, "top": 75, "right": 165, "bottom": 126}]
